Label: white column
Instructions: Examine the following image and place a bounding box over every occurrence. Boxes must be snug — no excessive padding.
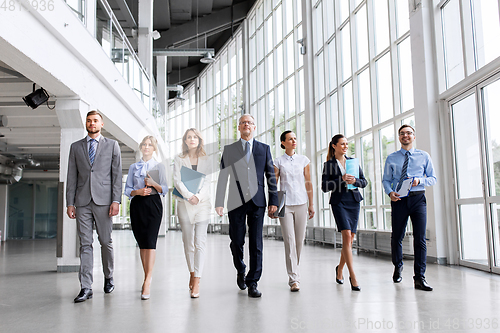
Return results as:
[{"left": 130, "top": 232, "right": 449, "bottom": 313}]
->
[
  {"left": 157, "top": 56, "right": 168, "bottom": 112},
  {"left": 55, "top": 98, "right": 88, "bottom": 272},
  {"left": 138, "top": 0, "right": 154, "bottom": 75},
  {"left": 0, "top": 185, "right": 8, "bottom": 241},
  {"left": 409, "top": 0, "right": 448, "bottom": 264},
  {"left": 86, "top": 0, "right": 97, "bottom": 38}
]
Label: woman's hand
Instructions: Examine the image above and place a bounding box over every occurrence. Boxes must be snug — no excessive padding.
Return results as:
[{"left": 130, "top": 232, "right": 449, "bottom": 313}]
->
[
  {"left": 144, "top": 174, "right": 158, "bottom": 187},
  {"left": 134, "top": 187, "right": 152, "bottom": 196},
  {"left": 308, "top": 205, "right": 315, "bottom": 219},
  {"left": 342, "top": 174, "right": 356, "bottom": 185},
  {"left": 187, "top": 195, "right": 199, "bottom": 205}
]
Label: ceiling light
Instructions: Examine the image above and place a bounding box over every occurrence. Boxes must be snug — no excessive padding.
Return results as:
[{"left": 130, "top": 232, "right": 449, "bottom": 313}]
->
[
  {"left": 22, "top": 84, "right": 50, "bottom": 109},
  {"left": 200, "top": 52, "right": 215, "bottom": 64}
]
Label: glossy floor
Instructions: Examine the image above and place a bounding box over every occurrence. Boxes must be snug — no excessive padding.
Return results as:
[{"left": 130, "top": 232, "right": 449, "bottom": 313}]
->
[{"left": 1, "top": 230, "right": 500, "bottom": 332}]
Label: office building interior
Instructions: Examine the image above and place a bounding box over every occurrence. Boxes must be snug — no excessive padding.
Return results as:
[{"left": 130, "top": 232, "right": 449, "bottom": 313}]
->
[{"left": 1, "top": 0, "right": 500, "bottom": 332}]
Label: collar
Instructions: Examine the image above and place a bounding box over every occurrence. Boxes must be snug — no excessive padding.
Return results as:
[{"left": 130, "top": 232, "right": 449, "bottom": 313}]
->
[
  {"left": 240, "top": 138, "right": 254, "bottom": 147},
  {"left": 284, "top": 152, "right": 295, "bottom": 161},
  {"left": 399, "top": 147, "right": 415, "bottom": 155},
  {"left": 86, "top": 134, "right": 102, "bottom": 142}
]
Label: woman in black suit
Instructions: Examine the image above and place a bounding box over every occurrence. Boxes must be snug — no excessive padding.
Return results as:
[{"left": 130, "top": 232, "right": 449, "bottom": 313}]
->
[{"left": 321, "top": 134, "right": 367, "bottom": 291}]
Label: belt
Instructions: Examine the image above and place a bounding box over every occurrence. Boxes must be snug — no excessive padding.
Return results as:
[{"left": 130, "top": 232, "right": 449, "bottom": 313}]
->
[{"left": 408, "top": 190, "right": 425, "bottom": 197}]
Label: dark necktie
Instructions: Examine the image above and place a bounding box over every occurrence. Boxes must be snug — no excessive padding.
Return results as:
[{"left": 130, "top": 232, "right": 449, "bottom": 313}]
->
[
  {"left": 245, "top": 141, "right": 251, "bottom": 163},
  {"left": 396, "top": 151, "right": 409, "bottom": 191},
  {"left": 89, "top": 139, "right": 97, "bottom": 165}
]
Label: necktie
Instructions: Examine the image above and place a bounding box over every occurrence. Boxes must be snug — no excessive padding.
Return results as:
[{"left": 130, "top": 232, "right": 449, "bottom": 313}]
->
[
  {"left": 89, "top": 139, "right": 97, "bottom": 165},
  {"left": 245, "top": 141, "right": 251, "bottom": 163},
  {"left": 396, "top": 151, "right": 409, "bottom": 191}
]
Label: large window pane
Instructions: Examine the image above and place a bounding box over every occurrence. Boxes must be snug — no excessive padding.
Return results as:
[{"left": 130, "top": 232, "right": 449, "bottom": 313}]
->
[
  {"left": 277, "top": 44, "right": 284, "bottom": 83},
  {"left": 285, "top": 0, "right": 294, "bottom": 34},
  {"left": 313, "top": 2, "right": 324, "bottom": 53},
  {"left": 441, "top": 0, "right": 465, "bottom": 88},
  {"left": 266, "top": 16, "right": 273, "bottom": 55},
  {"left": 343, "top": 81, "right": 354, "bottom": 137},
  {"left": 451, "top": 93, "right": 483, "bottom": 199},
  {"left": 358, "top": 68, "right": 372, "bottom": 131},
  {"left": 328, "top": 39, "right": 337, "bottom": 92},
  {"left": 380, "top": 124, "right": 396, "bottom": 205},
  {"left": 395, "top": 0, "right": 410, "bottom": 38},
  {"left": 376, "top": 53, "right": 394, "bottom": 122},
  {"left": 361, "top": 134, "right": 374, "bottom": 207},
  {"left": 398, "top": 38, "right": 414, "bottom": 112},
  {"left": 482, "top": 79, "right": 500, "bottom": 197},
  {"left": 317, "top": 101, "right": 327, "bottom": 150},
  {"left": 373, "top": 0, "right": 390, "bottom": 55},
  {"left": 324, "top": 0, "right": 335, "bottom": 39},
  {"left": 338, "top": 0, "right": 349, "bottom": 26},
  {"left": 286, "top": 34, "right": 295, "bottom": 77},
  {"left": 330, "top": 92, "right": 339, "bottom": 135},
  {"left": 315, "top": 52, "right": 326, "bottom": 101},
  {"left": 355, "top": 4, "right": 368, "bottom": 70},
  {"left": 472, "top": 0, "right": 500, "bottom": 69},
  {"left": 340, "top": 23, "right": 352, "bottom": 82},
  {"left": 459, "top": 204, "right": 488, "bottom": 264}
]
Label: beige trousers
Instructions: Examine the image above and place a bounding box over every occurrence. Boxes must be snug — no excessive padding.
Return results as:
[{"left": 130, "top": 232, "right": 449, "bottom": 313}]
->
[{"left": 279, "top": 203, "right": 308, "bottom": 286}]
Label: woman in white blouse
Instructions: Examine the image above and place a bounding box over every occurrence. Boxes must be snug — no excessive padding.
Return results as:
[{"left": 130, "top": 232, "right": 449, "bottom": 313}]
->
[
  {"left": 174, "top": 128, "right": 213, "bottom": 298},
  {"left": 273, "top": 130, "right": 315, "bottom": 291}
]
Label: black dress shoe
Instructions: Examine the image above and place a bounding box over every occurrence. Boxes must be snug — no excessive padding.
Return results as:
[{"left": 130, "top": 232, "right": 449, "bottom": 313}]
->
[
  {"left": 237, "top": 273, "right": 247, "bottom": 290},
  {"left": 248, "top": 284, "right": 262, "bottom": 298},
  {"left": 335, "top": 265, "right": 344, "bottom": 284},
  {"left": 104, "top": 278, "right": 114, "bottom": 293},
  {"left": 393, "top": 266, "right": 403, "bottom": 283},
  {"left": 74, "top": 288, "right": 93, "bottom": 303},
  {"left": 414, "top": 278, "right": 433, "bottom": 291},
  {"left": 349, "top": 277, "right": 361, "bottom": 291}
]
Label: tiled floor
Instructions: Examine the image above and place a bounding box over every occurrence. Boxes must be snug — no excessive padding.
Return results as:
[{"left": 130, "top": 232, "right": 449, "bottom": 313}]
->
[{"left": 1, "top": 230, "right": 500, "bottom": 332}]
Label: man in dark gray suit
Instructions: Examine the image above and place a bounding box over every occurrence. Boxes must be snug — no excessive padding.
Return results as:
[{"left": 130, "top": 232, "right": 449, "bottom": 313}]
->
[{"left": 66, "top": 110, "right": 122, "bottom": 303}]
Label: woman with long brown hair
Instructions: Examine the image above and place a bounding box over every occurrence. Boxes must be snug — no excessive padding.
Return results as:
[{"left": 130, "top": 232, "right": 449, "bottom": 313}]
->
[
  {"left": 321, "top": 134, "right": 367, "bottom": 291},
  {"left": 174, "top": 128, "right": 213, "bottom": 298}
]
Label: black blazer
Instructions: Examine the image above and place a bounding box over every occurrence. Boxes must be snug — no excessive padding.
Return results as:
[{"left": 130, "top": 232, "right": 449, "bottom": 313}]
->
[
  {"left": 216, "top": 139, "right": 278, "bottom": 211},
  {"left": 321, "top": 156, "right": 368, "bottom": 205}
]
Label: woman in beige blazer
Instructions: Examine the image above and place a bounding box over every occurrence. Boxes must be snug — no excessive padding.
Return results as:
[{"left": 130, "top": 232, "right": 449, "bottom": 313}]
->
[{"left": 174, "top": 128, "right": 213, "bottom": 298}]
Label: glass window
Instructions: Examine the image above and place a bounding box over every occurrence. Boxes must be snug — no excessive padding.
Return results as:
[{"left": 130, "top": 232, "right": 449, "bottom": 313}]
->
[
  {"left": 313, "top": 2, "right": 324, "bottom": 53},
  {"left": 361, "top": 134, "right": 374, "bottom": 207},
  {"left": 471, "top": 0, "right": 500, "bottom": 69},
  {"left": 288, "top": 76, "right": 296, "bottom": 117},
  {"left": 441, "top": 0, "right": 465, "bottom": 88},
  {"left": 317, "top": 101, "right": 327, "bottom": 150},
  {"left": 330, "top": 92, "right": 339, "bottom": 136},
  {"left": 328, "top": 39, "right": 337, "bottom": 92},
  {"left": 315, "top": 52, "right": 326, "bottom": 101},
  {"left": 277, "top": 44, "right": 284, "bottom": 83},
  {"left": 398, "top": 38, "right": 414, "bottom": 112},
  {"left": 343, "top": 81, "right": 354, "bottom": 137},
  {"left": 277, "top": 84, "right": 285, "bottom": 124},
  {"left": 276, "top": 4, "right": 283, "bottom": 41},
  {"left": 380, "top": 124, "right": 396, "bottom": 205},
  {"left": 267, "top": 53, "right": 274, "bottom": 91},
  {"left": 395, "top": 0, "right": 410, "bottom": 38},
  {"left": 299, "top": 69, "right": 305, "bottom": 111},
  {"left": 338, "top": 0, "right": 349, "bottom": 26},
  {"left": 324, "top": 0, "right": 335, "bottom": 39},
  {"left": 340, "top": 23, "right": 352, "bottom": 82},
  {"left": 358, "top": 68, "right": 372, "bottom": 131},
  {"left": 482, "top": 79, "right": 500, "bottom": 196},
  {"left": 355, "top": 4, "right": 369, "bottom": 70},
  {"left": 285, "top": 0, "right": 294, "bottom": 34},
  {"left": 286, "top": 34, "right": 295, "bottom": 77},
  {"left": 373, "top": 0, "right": 390, "bottom": 55},
  {"left": 257, "top": 26, "right": 264, "bottom": 63},
  {"left": 265, "top": 17, "right": 274, "bottom": 55},
  {"left": 376, "top": 53, "right": 394, "bottom": 122}
]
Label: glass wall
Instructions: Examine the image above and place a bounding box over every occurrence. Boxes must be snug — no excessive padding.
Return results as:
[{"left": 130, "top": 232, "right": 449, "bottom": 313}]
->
[{"left": 313, "top": 0, "right": 414, "bottom": 229}]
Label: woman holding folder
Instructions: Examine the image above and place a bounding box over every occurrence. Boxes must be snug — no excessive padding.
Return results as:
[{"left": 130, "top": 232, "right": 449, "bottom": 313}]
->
[
  {"left": 174, "top": 128, "right": 212, "bottom": 298},
  {"left": 124, "top": 136, "right": 168, "bottom": 300},
  {"left": 321, "top": 134, "right": 367, "bottom": 291},
  {"left": 273, "top": 130, "right": 314, "bottom": 292}
]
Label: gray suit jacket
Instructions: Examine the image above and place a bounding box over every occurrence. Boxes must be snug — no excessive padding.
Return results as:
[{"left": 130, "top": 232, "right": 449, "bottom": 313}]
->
[{"left": 66, "top": 136, "right": 122, "bottom": 207}]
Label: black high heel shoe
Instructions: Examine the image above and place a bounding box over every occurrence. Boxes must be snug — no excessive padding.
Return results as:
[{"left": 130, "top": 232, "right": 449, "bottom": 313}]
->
[
  {"left": 349, "top": 277, "right": 361, "bottom": 291},
  {"left": 335, "top": 265, "right": 344, "bottom": 284}
]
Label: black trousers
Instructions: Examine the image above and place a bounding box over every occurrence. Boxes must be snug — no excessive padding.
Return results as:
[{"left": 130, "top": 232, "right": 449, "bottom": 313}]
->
[
  {"left": 391, "top": 193, "right": 427, "bottom": 279},
  {"left": 228, "top": 200, "right": 265, "bottom": 287}
]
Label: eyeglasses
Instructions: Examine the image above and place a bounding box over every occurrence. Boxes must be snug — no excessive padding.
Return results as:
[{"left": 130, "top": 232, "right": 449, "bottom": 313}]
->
[
  {"left": 239, "top": 121, "right": 255, "bottom": 125},
  {"left": 399, "top": 131, "right": 414, "bottom": 136}
]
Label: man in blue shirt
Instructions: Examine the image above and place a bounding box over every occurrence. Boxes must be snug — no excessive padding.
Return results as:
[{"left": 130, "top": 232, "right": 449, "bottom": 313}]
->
[{"left": 382, "top": 125, "right": 436, "bottom": 291}]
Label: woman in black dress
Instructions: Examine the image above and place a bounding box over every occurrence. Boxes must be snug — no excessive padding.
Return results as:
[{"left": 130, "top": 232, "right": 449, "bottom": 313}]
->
[
  {"left": 124, "top": 136, "right": 168, "bottom": 299},
  {"left": 321, "top": 134, "right": 367, "bottom": 291}
]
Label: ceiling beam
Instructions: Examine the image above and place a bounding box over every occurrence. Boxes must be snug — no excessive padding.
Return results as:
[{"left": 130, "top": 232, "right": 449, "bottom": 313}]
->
[{"left": 155, "top": 1, "right": 249, "bottom": 49}]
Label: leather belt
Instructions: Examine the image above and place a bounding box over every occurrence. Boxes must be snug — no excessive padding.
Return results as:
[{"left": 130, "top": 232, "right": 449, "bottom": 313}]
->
[{"left": 408, "top": 190, "right": 425, "bottom": 197}]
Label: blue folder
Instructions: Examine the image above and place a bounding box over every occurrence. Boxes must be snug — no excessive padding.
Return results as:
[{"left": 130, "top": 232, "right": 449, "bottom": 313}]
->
[
  {"left": 173, "top": 166, "right": 206, "bottom": 199},
  {"left": 345, "top": 158, "right": 359, "bottom": 190}
]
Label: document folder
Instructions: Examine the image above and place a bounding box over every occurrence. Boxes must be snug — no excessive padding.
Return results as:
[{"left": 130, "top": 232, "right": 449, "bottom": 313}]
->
[{"left": 173, "top": 166, "right": 206, "bottom": 200}]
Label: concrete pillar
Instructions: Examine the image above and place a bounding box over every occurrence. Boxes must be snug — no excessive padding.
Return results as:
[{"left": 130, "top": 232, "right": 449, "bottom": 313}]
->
[
  {"left": 55, "top": 98, "right": 88, "bottom": 272},
  {"left": 157, "top": 56, "right": 168, "bottom": 112},
  {"left": 86, "top": 0, "right": 97, "bottom": 38},
  {"left": 138, "top": 0, "right": 154, "bottom": 114},
  {"left": 409, "top": 0, "right": 448, "bottom": 264},
  {"left": 0, "top": 185, "right": 8, "bottom": 241}
]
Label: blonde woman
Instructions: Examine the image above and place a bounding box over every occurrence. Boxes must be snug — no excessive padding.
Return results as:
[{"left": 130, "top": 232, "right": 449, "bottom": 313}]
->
[
  {"left": 174, "top": 128, "right": 213, "bottom": 298},
  {"left": 124, "top": 136, "right": 168, "bottom": 300}
]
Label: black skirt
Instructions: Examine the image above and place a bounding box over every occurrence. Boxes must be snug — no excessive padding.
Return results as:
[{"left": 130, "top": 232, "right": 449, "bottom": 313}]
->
[
  {"left": 331, "top": 191, "right": 360, "bottom": 233},
  {"left": 130, "top": 194, "right": 163, "bottom": 249}
]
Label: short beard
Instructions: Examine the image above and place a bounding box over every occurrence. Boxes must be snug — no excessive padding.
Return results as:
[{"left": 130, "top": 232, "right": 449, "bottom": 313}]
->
[{"left": 87, "top": 128, "right": 100, "bottom": 135}]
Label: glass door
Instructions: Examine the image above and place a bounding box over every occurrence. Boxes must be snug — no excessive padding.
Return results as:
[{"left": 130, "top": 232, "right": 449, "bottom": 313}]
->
[{"left": 450, "top": 73, "right": 500, "bottom": 273}]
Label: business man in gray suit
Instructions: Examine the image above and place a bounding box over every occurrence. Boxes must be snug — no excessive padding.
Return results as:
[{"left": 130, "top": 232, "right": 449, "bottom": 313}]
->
[{"left": 66, "top": 110, "right": 122, "bottom": 303}]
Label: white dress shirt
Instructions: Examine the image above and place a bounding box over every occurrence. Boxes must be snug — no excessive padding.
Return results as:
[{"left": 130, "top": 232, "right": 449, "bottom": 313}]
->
[{"left": 274, "top": 153, "right": 310, "bottom": 206}]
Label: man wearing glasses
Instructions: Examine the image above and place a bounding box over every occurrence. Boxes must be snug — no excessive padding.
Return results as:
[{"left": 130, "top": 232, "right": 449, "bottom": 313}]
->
[
  {"left": 216, "top": 114, "right": 278, "bottom": 297},
  {"left": 382, "top": 125, "right": 437, "bottom": 291}
]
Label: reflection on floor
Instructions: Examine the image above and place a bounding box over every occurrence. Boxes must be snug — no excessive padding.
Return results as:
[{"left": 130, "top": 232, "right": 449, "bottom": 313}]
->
[{"left": 1, "top": 230, "right": 500, "bottom": 332}]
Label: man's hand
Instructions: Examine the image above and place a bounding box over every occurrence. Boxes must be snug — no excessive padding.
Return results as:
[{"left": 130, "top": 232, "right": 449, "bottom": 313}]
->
[
  {"left": 389, "top": 192, "right": 401, "bottom": 202},
  {"left": 215, "top": 207, "right": 224, "bottom": 216},
  {"left": 412, "top": 178, "right": 420, "bottom": 187},
  {"left": 342, "top": 174, "right": 356, "bottom": 185},
  {"left": 67, "top": 206, "right": 76, "bottom": 219},
  {"left": 268, "top": 205, "right": 278, "bottom": 218},
  {"left": 187, "top": 195, "right": 199, "bottom": 205},
  {"left": 109, "top": 202, "right": 120, "bottom": 217}
]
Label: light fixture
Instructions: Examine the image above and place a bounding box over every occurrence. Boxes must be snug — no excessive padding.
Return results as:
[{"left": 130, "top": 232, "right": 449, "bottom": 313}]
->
[
  {"left": 22, "top": 84, "right": 50, "bottom": 109},
  {"left": 152, "top": 30, "right": 161, "bottom": 40},
  {"left": 166, "top": 85, "right": 185, "bottom": 102},
  {"left": 200, "top": 52, "right": 215, "bottom": 64}
]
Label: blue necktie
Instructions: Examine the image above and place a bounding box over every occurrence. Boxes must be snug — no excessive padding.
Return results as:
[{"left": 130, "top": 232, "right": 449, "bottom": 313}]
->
[
  {"left": 89, "top": 139, "right": 97, "bottom": 165},
  {"left": 396, "top": 151, "right": 409, "bottom": 191},
  {"left": 245, "top": 141, "right": 251, "bottom": 163}
]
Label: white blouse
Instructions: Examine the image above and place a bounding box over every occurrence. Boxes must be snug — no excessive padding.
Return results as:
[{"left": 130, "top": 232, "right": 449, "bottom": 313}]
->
[{"left": 274, "top": 153, "right": 310, "bottom": 206}]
